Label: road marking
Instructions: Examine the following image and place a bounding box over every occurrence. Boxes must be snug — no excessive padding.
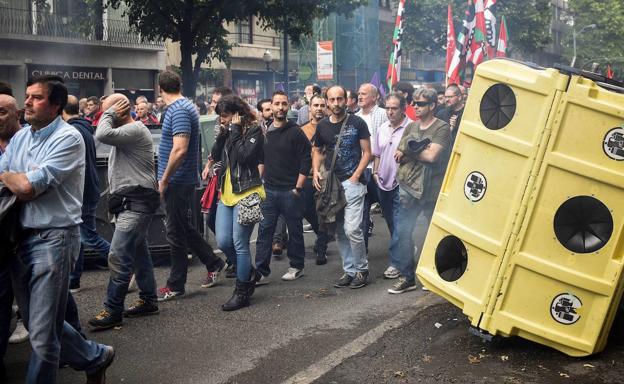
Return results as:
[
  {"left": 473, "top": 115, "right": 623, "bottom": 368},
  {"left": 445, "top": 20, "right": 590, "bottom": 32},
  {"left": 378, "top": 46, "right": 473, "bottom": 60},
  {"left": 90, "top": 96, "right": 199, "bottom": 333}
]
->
[{"left": 281, "top": 293, "right": 443, "bottom": 384}]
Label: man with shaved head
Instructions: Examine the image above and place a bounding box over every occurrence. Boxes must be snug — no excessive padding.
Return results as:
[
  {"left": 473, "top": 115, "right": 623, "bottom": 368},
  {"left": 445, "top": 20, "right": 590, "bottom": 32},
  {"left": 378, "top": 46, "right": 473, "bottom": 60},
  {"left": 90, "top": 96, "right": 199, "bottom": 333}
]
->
[
  {"left": 63, "top": 95, "right": 110, "bottom": 292},
  {"left": 89, "top": 93, "right": 160, "bottom": 330},
  {"left": 0, "top": 92, "right": 22, "bottom": 380},
  {"left": 356, "top": 83, "right": 388, "bottom": 250},
  {"left": 135, "top": 101, "right": 159, "bottom": 125}
]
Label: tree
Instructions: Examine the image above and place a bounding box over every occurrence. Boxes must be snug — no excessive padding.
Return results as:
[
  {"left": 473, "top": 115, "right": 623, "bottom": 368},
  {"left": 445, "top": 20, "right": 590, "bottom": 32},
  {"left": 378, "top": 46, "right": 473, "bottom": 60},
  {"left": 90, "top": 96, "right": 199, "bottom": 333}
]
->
[
  {"left": 566, "top": 0, "right": 624, "bottom": 73},
  {"left": 401, "top": 0, "right": 551, "bottom": 57},
  {"left": 104, "top": 0, "right": 367, "bottom": 97}
]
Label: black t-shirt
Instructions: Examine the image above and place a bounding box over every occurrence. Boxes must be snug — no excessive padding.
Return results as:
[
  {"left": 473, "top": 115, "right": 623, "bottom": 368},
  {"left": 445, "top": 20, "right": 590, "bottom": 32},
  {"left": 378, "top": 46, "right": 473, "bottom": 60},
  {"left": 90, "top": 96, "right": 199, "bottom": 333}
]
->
[{"left": 313, "top": 114, "right": 370, "bottom": 182}]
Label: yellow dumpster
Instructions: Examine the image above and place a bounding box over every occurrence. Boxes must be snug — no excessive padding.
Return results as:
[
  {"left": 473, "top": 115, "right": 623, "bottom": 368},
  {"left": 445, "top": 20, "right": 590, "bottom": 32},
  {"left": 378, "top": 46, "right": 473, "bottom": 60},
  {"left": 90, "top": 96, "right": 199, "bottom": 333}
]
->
[{"left": 416, "top": 59, "right": 624, "bottom": 356}]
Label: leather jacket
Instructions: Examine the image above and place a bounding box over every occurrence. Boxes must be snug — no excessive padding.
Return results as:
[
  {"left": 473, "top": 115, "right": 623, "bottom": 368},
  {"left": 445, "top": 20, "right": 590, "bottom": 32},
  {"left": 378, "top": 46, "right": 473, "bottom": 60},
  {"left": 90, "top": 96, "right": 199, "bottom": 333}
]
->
[{"left": 210, "top": 123, "right": 264, "bottom": 194}]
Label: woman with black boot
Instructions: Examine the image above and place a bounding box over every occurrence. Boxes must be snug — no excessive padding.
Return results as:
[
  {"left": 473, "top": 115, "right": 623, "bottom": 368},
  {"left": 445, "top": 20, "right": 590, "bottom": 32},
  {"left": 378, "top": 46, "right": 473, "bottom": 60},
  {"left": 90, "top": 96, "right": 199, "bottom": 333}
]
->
[{"left": 210, "top": 95, "right": 265, "bottom": 311}]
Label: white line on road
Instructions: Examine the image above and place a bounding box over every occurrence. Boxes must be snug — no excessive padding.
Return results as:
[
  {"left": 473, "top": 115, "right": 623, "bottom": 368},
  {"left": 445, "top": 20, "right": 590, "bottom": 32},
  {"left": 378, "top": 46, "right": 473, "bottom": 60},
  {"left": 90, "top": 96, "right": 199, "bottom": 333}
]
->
[{"left": 281, "top": 293, "right": 443, "bottom": 384}]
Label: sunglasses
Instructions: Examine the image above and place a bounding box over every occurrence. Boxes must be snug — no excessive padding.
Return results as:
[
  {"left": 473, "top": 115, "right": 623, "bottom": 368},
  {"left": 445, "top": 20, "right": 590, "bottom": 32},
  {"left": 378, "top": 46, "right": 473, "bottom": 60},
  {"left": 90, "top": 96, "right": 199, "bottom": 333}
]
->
[{"left": 414, "top": 101, "right": 433, "bottom": 107}]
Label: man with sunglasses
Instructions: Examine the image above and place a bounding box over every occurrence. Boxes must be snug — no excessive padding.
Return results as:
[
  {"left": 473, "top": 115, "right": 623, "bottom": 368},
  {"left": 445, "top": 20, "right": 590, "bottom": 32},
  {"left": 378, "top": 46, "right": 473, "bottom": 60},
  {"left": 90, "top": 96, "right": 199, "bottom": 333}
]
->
[{"left": 388, "top": 88, "right": 450, "bottom": 294}]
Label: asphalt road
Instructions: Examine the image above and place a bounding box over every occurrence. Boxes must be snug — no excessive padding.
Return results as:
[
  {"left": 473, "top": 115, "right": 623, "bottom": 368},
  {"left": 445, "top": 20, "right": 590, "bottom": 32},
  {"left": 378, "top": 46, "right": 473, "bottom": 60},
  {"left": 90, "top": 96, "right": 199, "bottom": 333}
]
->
[
  {"left": 5, "top": 214, "right": 429, "bottom": 383},
  {"left": 6, "top": 212, "right": 624, "bottom": 383}
]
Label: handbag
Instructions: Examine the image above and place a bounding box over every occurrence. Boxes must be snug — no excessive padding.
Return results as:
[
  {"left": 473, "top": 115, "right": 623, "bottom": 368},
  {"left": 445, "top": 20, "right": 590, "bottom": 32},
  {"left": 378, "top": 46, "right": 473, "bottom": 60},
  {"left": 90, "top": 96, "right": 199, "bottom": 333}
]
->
[
  {"left": 315, "top": 115, "right": 349, "bottom": 225},
  {"left": 237, "top": 192, "right": 264, "bottom": 226}
]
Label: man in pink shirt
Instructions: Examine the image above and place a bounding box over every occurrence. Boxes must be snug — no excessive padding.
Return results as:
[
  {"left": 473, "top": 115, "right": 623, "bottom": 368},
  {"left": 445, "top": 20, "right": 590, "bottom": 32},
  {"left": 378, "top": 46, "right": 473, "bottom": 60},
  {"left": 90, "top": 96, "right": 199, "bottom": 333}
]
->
[{"left": 372, "top": 93, "right": 412, "bottom": 280}]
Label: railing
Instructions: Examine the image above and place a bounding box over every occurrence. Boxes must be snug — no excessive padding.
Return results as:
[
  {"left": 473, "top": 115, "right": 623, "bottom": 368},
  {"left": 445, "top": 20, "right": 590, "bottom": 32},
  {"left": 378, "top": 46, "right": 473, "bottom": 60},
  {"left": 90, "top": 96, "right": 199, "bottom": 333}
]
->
[
  {"left": 227, "top": 32, "right": 281, "bottom": 47},
  {"left": 0, "top": 7, "right": 163, "bottom": 48}
]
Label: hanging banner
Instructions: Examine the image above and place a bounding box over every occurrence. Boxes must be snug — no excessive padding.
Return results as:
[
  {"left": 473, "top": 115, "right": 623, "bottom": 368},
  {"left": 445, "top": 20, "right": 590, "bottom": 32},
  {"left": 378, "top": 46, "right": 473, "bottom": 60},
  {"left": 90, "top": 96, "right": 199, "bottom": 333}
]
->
[{"left": 316, "top": 41, "right": 334, "bottom": 81}]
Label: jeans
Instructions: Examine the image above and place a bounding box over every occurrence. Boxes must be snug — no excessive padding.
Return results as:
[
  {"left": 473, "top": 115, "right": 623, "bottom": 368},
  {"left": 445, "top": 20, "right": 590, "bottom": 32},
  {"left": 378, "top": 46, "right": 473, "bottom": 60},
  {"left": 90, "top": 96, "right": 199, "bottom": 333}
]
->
[
  {"left": 104, "top": 210, "right": 156, "bottom": 315},
  {"left": 302, "top": 178, "right": 328, "bottom": 253},
  {"left": 165, "top": 184, "right": 223, "bottom": 292},
  {"left": 377, "top": 186, "right": 400, "bottom": 268},
  {"left": 336, "top": 179, "right": 368, "bottom": 276},
  {"left": 11, "top": 227, "right": 109, "bottom": 383},
  {"left": 392, "top": 188, "right": 436, "bottom": 283},
  {"left": 215, "top": 201, "right": 255, "bottom": 281},
  {"left": 70, "top": 200, "right": 111, "bottom": 287},
  {"left": 255, "top": 187, "right": 305, "bottom": 277},
  {"left": 272, "top": 215, "right": 288, "bottom": 245}
]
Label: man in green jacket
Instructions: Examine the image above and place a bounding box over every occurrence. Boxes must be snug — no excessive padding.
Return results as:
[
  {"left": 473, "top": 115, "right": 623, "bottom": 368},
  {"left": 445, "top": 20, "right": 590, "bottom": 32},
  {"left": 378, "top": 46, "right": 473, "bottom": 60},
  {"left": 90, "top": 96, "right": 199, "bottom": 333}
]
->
[{"left": 388, "top": 88, "right": 450, "bottom": 294}]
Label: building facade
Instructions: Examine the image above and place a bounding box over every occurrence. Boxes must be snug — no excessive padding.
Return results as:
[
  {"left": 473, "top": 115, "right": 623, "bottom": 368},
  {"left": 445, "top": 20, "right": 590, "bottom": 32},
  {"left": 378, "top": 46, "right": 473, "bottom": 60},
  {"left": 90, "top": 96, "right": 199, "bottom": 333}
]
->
[{"left": 0, "top": 0, "right": 165, "bottom": 105}]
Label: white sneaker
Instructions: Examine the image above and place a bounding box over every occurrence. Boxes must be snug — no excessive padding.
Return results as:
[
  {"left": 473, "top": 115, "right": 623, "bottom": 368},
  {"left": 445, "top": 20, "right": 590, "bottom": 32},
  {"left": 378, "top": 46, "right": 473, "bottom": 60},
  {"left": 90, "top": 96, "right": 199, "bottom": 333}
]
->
[
  {"left": 9, "top": 319, "right": 29, "bottom": 344},
  {"left": 383, "top": 266, "right": 400, "bottom": 279},
  {"left": 281, "top": 268, "right": 304, "bottom": 281},
  {"left": 127, "top": 274, "right": 138, "bottom": 293},
  {"left": 255, "top": 274, "right": 271, "bottom": 286},
  {"left": 303, "top": 223, "right": 313, "bottom": 233}
]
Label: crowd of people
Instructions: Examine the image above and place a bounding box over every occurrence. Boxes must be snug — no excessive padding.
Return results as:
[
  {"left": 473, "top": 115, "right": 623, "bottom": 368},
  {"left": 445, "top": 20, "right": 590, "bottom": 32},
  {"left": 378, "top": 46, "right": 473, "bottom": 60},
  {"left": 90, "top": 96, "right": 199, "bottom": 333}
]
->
[{"left": 0, "top": 71, "right": 466, "bottom": 382}]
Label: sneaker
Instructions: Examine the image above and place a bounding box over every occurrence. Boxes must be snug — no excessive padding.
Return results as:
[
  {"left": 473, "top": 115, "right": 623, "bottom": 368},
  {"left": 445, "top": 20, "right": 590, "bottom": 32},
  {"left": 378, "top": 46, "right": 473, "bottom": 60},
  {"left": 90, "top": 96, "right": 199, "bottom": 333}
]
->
[
  {"left": 9, "top": 319, "right": 29, "bottom": 344},
  {"left": 422, "top": 286, "right": 429, "bottom": 291},
  {"left": 303, "top": 223, "right": 313, "bottom": 233},
  {"left": 282, "top": 267, "right": 304, "bottom": 281},
  {"left": 86, "top": 345, "right": 115, "bottom": 384},
  {"left": 254, "top": 272, "right": 271, "bottom": 286},
  {"left": 88, "top": 310, "right": 122, "bottom": 331},
  {"left": 69, "top": 282, "right": 81, "bottom": 294},
  {"left": 350, "top": 270, "right": 369, "bottom": 289},
  {"left": 201, "top": 262, "right": 225, "bottom": 288},
  {"left": 124, "top": 299, "right": 159, "bottom": 318},
  {"left": 371, "top": 202, "right": 382, "bottom": 214},
  {"left": 388, "top": 277, "right": 417, "bottom": 294},
  {"left": 225, "top": 263, "right": 237, "bottom": 278},
  {"left": 383, "top": 266, "right": 400, "bottom": 279},
  {"left": 315, "top": 251, "right": 327, "bottom": 265},
  {"left": 367, "top": 218, "right": 374, "bottom": 237},
  {"left": 157, "top": 287, "right": 184, "bottom": 302},
  {"left": 334, "top": 273, "right": 353, "bottom": 288},
  {"left": 127, "top": 274, "right": 138, "bottom": 293}
]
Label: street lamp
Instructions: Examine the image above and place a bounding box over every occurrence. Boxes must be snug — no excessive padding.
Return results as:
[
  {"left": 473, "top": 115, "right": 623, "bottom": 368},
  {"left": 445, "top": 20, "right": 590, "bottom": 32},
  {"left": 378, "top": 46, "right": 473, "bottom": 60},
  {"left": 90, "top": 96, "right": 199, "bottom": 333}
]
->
[
  {"left": 571, "top": 23, "right": 596, "bottom": 67},
  {"left": 262, "top": 49, "right": 276, "bottom": 93}
]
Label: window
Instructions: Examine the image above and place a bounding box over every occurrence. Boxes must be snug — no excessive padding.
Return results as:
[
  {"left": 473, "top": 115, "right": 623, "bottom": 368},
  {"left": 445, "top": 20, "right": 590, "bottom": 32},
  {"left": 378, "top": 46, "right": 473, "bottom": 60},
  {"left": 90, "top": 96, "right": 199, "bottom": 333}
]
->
[{"left": 237, "top": 16, "right": 253, "bottom": 44}]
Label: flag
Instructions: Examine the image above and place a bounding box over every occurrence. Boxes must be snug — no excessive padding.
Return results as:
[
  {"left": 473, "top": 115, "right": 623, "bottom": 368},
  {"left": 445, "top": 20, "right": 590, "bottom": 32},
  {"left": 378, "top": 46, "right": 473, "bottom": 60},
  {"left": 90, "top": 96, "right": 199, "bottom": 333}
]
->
[
  {"left": 468, "top": 0, "right": 487, "bottom": 67},
  {"left": 445, "top": 4, "right": 458, "bottom": 85},
  {"left": 448, "top": 1, "right": 475, "bottom": 85},
  {"left": 386, "top": 0, "right": 405, "bottom": 91},
  {"left": 606, "top": 64, "right": 614, "bottom": 79},
  {"left": 496, "top": 15, "right": 508, "bottom": 57},
  {"left": 371, "top": 71, "right": 386, "bottom": 99},
  {"left": 484, "top": 0, "right": 497, "bottom": 58}
]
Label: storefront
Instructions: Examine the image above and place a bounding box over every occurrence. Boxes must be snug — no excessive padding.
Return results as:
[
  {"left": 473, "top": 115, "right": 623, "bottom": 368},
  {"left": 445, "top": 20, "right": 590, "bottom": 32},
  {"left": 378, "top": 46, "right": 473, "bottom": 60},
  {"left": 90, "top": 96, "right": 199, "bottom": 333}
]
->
[
  {"left": 28, "top": 64, "right": 107, "bottom": 98},
  {"left": 232, "top": 70, "right": 272, "bottom": 107}
]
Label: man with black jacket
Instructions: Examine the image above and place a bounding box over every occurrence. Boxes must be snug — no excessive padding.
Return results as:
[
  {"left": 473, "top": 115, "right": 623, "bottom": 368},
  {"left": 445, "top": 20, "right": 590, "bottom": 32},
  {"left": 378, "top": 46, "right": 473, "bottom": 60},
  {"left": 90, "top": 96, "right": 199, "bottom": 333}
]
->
[
  {"left": 255, "top": 91, "right": 311, "bottom": 283},
  {"left": 63, "top": 95, "right": 110, "bottom": 292}
]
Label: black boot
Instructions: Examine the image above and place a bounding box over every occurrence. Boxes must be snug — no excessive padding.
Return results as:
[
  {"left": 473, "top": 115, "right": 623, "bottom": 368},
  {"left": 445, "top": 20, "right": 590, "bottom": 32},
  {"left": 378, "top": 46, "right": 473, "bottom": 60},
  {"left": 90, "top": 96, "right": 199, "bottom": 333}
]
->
[{"left": 222, "top": 280, "right": 255, "bottom": 311}]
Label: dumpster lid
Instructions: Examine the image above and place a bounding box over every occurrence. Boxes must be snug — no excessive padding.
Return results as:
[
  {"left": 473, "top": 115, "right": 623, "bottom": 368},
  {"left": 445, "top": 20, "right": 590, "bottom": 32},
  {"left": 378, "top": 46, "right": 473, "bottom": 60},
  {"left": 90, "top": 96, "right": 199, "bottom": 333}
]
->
[{"left": 554, "top": 63, "right": 624, "bottom": 93}]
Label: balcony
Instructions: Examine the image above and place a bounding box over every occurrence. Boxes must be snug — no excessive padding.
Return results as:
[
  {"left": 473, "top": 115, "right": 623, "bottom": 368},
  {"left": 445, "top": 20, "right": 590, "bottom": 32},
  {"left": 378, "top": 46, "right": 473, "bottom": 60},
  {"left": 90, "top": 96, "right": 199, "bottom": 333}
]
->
[{"left": 0, "top": 7, "right": 163, "bottom": 49}]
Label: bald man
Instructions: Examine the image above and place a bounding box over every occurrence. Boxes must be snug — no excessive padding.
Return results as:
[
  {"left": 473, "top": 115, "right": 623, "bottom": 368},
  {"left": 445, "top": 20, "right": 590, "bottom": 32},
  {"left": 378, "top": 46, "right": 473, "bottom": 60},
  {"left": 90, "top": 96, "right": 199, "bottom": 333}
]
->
[
  {"left": 0, "top": 93, "right": 21, "bottom": 380},
  {"left": 88, "top": 93, "right": 160, "bottom": 330},
  {"left": 355, "top": 83, "right": 388, "bottom": 250},
  {"left": 0, "top": 94, "right": 21, "bottom": 155}
]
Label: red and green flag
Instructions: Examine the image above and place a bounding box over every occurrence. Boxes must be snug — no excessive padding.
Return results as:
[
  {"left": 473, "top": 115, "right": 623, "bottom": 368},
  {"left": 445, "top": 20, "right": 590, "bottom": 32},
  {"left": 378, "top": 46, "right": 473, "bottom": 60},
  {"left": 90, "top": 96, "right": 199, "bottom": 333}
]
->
[
  {"left": 448, "top": 1, "right": 475, "bottom": 85},
  {"left": 468, "top": 0, "right": 487, "bottom": 67},
  {"left": 446, "top": 3, "right": 459, "bottom": 85},
  {"left": 386, "top": 0, "right": 405, "bottom": 91}
]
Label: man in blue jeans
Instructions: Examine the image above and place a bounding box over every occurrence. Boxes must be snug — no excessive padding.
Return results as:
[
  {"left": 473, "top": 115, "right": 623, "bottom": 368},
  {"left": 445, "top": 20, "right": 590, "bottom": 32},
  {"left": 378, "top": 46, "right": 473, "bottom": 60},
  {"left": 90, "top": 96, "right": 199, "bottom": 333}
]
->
[
  {"left": 313, "top": 86, "right": 372, "bottom": 289},
  {"left": 88, "top": 94, "right": 160, "bottom": 330},
  {"left": 255, "top": 91, "right": 311, "bottom": 283},
  {"left": 63, "top": 95, "right": 110, "bottom": 293},
  {"left": 0, "top": 75, "right": 113, "bottom": 383}
]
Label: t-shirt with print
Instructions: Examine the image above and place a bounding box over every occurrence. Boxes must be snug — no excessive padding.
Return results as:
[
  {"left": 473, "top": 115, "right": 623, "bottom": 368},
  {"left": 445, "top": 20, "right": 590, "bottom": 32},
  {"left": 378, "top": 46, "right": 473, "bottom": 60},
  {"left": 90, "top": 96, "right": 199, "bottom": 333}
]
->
[
  {"left": 313, "top": 114, "right": 370, "bottom": 183},
  {"left": 158, "top": 98, "right": 200, "bottom": 185}
]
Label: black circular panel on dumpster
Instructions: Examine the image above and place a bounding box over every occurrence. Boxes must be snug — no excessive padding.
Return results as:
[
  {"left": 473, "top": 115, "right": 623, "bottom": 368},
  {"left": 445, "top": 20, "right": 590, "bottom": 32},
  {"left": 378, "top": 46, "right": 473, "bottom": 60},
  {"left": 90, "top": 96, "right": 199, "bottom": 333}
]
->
[
  {"left": 553, "top": 196, "right": 613, "bottom": 253},
  {"left": 435, "top": 236, "right": 468, "bottom": 282},
  {"left": 479, "top": 83, "right": 516, "bottom": 130}
]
